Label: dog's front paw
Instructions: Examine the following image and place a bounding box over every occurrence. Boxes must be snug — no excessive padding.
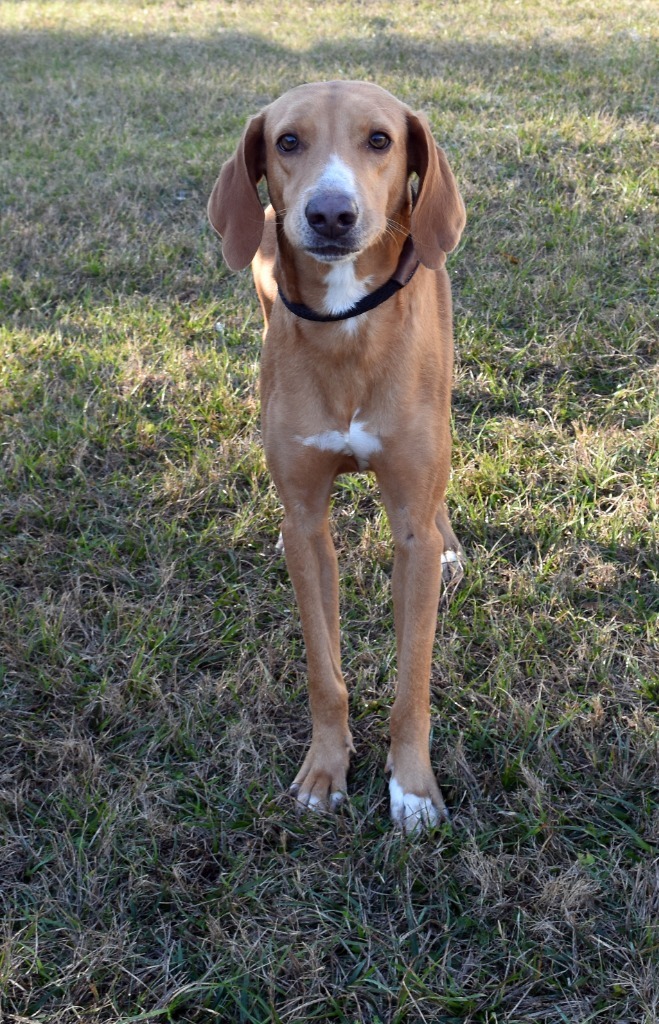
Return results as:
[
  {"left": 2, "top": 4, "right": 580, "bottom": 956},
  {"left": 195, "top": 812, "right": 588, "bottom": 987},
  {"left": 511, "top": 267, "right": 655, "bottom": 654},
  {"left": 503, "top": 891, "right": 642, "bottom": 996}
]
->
[
  {"left": 289, "top": 733, "right": 353, "bottom": 814},
  {"left": 388, "top": 777, "right": 442, "bottom": 831},
  {"left": 290, "top": 782, "right": 346, "bottom": 813},
  {"left": 386, "top": 753, "right": 448, "bottom": 833}
]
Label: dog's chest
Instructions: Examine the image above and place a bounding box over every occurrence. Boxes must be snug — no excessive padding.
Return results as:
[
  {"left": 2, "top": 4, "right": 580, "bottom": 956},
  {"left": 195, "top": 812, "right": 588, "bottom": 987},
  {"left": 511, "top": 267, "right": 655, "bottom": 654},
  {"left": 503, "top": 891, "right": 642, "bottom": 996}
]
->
[
  {"left": 320, "top": 261, "right": 374, "bottom": 338},
  {"left": 322, "top": 262, "right": 371, "bottom": 316},
  {"left": 298, "top": 412, "right": 382, "bottom": 471}
]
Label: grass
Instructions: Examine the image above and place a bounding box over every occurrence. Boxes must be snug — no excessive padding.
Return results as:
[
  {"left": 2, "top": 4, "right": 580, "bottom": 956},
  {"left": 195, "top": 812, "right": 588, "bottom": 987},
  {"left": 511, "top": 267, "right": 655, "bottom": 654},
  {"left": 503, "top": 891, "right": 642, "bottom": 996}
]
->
[{"left": 0, "top": 1, "right": 657, "bottom": 1021}]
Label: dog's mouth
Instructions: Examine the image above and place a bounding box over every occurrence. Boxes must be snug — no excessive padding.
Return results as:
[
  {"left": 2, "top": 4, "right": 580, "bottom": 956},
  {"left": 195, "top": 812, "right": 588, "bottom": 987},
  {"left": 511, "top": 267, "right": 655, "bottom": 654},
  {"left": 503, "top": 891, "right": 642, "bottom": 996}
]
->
[{"left": 307, "top": 244, "right": 360, "bottom": 262}]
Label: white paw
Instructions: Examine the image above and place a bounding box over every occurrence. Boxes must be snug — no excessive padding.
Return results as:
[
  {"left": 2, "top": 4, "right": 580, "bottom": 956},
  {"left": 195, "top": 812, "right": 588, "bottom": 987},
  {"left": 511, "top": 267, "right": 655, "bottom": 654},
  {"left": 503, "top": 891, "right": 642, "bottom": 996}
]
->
[
  {"left": 440, "top": 548, "right": 464, "bottom": 593},
  {"left": 389, "top": 776, "right": 440, "bottom": 832},
  {"left": 441, "top": 548, "right": 463, "bottom": 577}
]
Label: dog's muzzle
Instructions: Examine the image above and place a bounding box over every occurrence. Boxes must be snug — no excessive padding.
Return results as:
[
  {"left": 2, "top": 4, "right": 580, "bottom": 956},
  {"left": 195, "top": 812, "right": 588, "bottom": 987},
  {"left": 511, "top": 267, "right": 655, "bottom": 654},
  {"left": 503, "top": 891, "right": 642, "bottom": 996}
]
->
[
  {"left": 303, "top": 191, "right": 361, "bottom": 259},
  {"left": 305, "top": 191, "right": 359, "bottom": 240}
]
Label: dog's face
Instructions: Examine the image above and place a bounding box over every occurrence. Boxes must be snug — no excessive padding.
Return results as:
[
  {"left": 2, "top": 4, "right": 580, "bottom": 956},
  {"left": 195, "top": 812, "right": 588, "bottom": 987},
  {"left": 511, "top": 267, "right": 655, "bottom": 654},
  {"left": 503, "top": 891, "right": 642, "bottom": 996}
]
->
[
  {"left": 209, "top": 80, "right": 465, "bottom": 272},
  {"left": 261, "top": 81, "right": 411, "bottom": 263}
]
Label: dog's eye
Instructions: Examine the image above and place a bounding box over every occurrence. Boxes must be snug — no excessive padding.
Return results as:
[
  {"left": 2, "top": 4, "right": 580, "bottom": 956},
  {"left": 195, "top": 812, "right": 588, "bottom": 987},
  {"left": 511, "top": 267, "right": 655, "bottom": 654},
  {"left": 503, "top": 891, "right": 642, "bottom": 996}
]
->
[
  {"left": 369, "top": 131, "right": 391, "bottom": 150},
  {"left": 277, "top": 133, "right": 299, "bottom": 153}
]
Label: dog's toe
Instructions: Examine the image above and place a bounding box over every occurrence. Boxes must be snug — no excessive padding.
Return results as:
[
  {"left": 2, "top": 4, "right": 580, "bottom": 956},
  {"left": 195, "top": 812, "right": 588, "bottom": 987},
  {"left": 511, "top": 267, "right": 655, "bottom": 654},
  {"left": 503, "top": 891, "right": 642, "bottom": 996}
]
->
[
  {"left": 290, "top": 783, "right": 324, "bottom": 812},
  {"left": 290, "top": 784, "right": 347, "bottom": 814}
]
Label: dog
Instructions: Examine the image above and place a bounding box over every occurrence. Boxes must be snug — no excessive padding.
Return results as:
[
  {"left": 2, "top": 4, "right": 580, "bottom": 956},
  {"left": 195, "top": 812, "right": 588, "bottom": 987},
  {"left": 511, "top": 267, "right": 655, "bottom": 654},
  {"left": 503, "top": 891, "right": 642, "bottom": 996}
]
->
[{"left": 208, "top": 81, "right": 465, "bottom": 831}]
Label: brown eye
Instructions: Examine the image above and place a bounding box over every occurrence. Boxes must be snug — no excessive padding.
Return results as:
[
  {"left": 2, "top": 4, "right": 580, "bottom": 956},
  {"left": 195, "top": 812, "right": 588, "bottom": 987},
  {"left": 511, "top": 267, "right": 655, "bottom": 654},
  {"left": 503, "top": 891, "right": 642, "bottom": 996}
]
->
[
  {"left": 369, "top": 131, "right": 391, "bottom": 150},
  {"left": 277, "top": 133, "right": 299, "bottom": 153}
]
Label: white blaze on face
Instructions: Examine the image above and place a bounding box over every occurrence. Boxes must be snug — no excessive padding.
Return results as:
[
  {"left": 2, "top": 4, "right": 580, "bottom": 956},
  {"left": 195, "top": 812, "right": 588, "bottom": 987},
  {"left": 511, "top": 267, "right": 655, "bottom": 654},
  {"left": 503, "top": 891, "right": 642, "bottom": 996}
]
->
[
  {"left": 314, "top": 153, "right": 358, "bottom": 195},
  {"left": 298, "top": 411, "right": 381, "bottom": 470},
  {"left": 291, "top": 153, "right": 359, "bottom": 250}
]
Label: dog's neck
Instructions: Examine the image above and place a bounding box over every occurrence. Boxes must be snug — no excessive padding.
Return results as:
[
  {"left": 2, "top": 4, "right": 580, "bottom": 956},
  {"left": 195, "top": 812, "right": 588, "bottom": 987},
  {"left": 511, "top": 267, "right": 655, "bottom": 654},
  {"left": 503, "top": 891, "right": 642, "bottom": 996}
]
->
[{"left": 274, "top": 211, "right": 413, "bottom": 324}]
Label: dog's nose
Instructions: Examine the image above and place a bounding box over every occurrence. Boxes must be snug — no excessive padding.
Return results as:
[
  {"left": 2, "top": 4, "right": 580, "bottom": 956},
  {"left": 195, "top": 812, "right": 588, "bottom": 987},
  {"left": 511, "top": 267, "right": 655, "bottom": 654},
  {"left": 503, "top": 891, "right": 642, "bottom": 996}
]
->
[{"left": 305, "top": 193, "right": 359, "bottom": 239}]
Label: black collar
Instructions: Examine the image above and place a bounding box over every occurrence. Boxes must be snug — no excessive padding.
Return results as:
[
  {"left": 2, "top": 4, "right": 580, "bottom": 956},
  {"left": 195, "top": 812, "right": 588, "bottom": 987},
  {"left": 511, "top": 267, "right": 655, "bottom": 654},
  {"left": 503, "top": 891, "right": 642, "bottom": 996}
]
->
[{"left": 277, "top": 235, "right": 420, "bottom": 323}]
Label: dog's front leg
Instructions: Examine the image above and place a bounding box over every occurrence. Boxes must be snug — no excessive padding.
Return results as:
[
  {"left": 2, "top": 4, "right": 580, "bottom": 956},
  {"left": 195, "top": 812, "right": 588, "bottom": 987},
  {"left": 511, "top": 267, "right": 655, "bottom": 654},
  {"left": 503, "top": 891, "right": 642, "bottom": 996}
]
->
[
  {"left": 279, "top": 496, "right": 354, "bottom": 813},
  {"left": 380, "top": 483, "right": 449, "bottom": 832}
]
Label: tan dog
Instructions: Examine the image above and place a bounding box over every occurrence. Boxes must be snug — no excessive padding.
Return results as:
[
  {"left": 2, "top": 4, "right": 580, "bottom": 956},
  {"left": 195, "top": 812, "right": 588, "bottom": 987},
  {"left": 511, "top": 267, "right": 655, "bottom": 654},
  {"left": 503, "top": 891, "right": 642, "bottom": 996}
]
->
[{"left": 208, "top": 81, "right": 465, "bottom": 831}]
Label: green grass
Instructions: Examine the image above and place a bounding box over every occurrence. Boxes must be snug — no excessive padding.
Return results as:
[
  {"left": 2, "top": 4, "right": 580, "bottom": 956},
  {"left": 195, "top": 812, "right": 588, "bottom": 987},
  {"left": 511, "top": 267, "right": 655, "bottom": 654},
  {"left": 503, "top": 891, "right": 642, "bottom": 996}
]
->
[{"left": 1, "top": 2, "right": 657, "bottom": 1021}]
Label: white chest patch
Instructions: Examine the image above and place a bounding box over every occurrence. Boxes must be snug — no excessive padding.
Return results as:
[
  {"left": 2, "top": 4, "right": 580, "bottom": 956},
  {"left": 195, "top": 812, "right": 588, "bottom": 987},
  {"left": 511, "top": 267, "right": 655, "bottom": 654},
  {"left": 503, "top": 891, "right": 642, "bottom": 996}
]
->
[
  {"left": 298, "top": 411, "right": 381, "bottom": 470},
  {"left": 322, "top": 260, "right": 371, "bottom": 317}
]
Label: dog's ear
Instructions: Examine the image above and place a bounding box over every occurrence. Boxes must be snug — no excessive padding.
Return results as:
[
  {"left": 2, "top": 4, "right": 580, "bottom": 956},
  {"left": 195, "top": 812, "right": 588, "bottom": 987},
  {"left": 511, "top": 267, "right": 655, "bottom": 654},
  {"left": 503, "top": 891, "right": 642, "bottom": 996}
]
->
[
  {"left": 207, "top": 112, "right": 266, "bottom": 271},
  {"left": 406, "top": 111, "right": 465, "bottom": 269}
]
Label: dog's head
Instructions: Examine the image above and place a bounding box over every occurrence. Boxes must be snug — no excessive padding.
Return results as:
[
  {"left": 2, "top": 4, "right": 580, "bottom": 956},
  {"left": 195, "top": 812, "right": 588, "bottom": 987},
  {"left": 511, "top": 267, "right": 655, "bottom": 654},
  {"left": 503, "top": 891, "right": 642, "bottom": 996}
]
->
[{"left": 208, "top": 81, "right": 465, "bottom": 271}]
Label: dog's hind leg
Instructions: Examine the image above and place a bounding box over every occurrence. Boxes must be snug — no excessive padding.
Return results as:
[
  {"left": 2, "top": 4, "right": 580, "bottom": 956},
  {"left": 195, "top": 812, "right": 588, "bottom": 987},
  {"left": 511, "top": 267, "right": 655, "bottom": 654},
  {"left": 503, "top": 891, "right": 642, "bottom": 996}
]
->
[{"left": 436, "top": 502, "right": 465, "bottom": 591}]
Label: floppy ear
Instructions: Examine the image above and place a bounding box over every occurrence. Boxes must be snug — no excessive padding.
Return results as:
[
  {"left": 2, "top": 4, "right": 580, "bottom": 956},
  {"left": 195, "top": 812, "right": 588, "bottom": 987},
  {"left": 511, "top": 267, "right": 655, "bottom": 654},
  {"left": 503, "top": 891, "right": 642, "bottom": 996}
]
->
[
  {"left": 207, "top": 112, "right": 266, "bottom": 271},
  {"left": 407, "top": 111, "right": 466, "bottom": 269}
]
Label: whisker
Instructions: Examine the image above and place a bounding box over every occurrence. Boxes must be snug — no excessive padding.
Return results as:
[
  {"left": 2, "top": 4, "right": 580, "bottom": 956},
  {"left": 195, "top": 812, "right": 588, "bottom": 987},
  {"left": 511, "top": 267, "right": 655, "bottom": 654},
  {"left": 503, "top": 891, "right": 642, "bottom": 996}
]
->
[{"left": 385, "top": 218, "right": 410, "bottom": 239}]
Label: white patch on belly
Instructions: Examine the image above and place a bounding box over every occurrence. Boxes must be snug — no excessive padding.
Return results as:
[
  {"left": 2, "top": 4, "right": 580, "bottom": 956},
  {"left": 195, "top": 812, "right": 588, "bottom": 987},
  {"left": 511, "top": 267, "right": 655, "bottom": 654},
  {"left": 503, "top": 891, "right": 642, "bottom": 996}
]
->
[{"left": 298, "top": 411, "right": 381, "bottom": 470}]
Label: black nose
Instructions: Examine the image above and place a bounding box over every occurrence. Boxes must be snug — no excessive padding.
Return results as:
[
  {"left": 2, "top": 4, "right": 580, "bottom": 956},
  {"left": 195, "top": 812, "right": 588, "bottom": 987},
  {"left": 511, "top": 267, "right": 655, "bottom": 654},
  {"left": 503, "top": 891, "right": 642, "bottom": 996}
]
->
[{"left": 305, "top": 192, "right": 359, "bottom": 239}]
